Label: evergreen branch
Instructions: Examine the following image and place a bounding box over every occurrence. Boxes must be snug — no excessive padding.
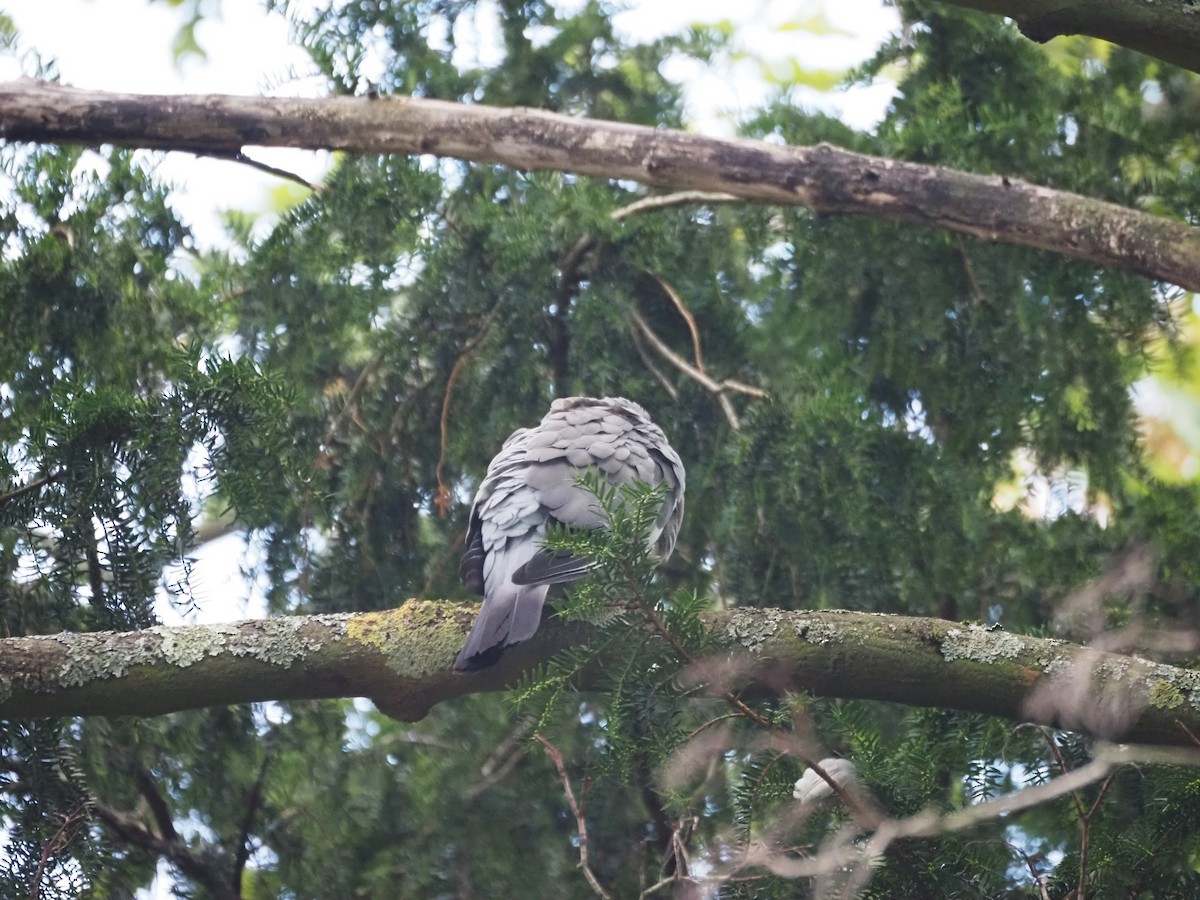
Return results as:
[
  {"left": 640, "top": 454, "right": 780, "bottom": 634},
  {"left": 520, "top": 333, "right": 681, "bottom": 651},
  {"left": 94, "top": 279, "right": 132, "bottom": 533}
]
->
[
  {"left": 5, "top": 80, "right": 1200, "bottom": 290},
  {"left": 591, "top": 516, "right": 877, "bottom": 824}
]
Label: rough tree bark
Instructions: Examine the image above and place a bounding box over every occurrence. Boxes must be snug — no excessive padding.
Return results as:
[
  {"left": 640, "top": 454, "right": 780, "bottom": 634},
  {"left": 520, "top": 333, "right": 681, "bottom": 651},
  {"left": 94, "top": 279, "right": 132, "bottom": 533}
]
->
[
  {"left": 937, "top": 0, "right": 1200, "bottom": 75},
  {"left": 2, "top": 79, "right": 1200, "bottom": 291},
  {"left": 2, "top": 601, "right": 1199, "bottom": 748}
]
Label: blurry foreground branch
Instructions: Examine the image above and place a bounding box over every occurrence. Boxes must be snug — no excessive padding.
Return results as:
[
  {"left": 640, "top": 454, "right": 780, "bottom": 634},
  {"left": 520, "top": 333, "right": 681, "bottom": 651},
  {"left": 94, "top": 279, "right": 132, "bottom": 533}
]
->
[{"left": 1, "top": 603, "right": 1200, "bottom": 748}]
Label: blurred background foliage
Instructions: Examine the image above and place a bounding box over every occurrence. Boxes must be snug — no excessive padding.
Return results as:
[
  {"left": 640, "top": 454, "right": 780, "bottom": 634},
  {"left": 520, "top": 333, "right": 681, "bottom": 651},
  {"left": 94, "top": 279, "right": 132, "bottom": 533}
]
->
[{"left": 2, "top": 0, "right": 1200, "bottom": 896}]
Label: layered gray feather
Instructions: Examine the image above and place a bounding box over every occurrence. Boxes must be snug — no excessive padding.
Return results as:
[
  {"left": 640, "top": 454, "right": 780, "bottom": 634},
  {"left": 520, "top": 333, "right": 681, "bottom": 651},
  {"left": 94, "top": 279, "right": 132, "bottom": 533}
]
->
[{"left": 454, "top": 396, "right": 685, "bottom": 670}]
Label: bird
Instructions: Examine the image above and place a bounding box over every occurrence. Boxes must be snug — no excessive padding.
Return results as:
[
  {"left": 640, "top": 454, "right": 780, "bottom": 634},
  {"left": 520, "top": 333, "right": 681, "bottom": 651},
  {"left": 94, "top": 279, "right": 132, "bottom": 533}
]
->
[{"left": 454, "top": 396, "right": 686, "bottom": 671}]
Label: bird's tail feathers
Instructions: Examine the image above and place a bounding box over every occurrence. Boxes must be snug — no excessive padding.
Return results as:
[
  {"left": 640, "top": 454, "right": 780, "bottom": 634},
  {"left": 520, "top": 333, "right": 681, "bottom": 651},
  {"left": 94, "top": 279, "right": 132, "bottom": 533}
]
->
[{"left": 453, "top": 582, "right": 549, "bottom": 670}]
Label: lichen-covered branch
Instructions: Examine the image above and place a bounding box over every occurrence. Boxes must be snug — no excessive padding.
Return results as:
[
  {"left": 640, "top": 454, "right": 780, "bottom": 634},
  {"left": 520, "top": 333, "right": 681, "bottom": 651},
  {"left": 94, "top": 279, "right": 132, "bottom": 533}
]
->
[
  {"left": 719, "top": 608, "right": 1200, "bottom": 748},
  {"left": 937, "top": 0, "right": 1200, "bottom": 76},
  {"left": 0, "top": 601, "right": 506, "bottom": 722},
  {"left": 1, "top": 603, "right": 1199, "bottom": 748},
  {"left": 4, "top": 79, "right": 1200, "bottom": 291}
]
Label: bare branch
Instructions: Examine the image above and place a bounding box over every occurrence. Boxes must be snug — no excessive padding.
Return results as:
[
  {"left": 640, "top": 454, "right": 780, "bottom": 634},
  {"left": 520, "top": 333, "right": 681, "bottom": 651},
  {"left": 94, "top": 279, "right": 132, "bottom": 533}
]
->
[
  {"left": 133, "top": 767, "right": 178, "bottom": 843},
  {"left": 232, "top": 755, "right": 271, "bottom": 890},
  {"left": 629, "top": 310, "right": 764, "bottom": 429},
  {"left": 937, "top": 0, "right": 1200, "bottom": 76},
  {"left": 4, "top": 80, "right": 1200, "bottom": 290},
  {"left": 629, "top": 324, "right": 681, "bottom": 401},
  {"left": 0, "top": 471, "right": 62, "bottom": 507},
  {"left": 92, "top": 801, "right": 239, "bottom": 900},
  {"left": 650, "top": 274, "right": 706, "bottom": 375}
]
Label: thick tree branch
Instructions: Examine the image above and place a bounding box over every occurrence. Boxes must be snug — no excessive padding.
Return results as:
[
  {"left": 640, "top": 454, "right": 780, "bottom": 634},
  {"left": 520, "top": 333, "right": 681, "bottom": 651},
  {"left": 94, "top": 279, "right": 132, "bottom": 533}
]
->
[
  {"left": 937, "top": 0, "right": 1200, "bottom": 76},
  {"left": 3, "top": 79, "right": 1200, "bottom": 290},
  {"left": 92, "top": 801, "right": 238, "bottom": 900},
  {"left": 2, "top": 604, "right": 1200, "bottom": 749}
]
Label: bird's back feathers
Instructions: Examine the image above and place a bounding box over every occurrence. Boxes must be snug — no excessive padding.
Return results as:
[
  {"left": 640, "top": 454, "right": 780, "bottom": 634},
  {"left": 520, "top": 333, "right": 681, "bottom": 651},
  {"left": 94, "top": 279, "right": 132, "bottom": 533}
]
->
[{"left": 454, "top": 396, "right": 685, "bottom": 670}]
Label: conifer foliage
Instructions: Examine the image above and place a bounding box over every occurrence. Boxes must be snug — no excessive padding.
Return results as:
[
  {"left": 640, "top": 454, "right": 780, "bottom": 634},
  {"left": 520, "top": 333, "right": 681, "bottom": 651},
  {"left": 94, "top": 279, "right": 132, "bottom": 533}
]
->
[{"left": 3, "top": 1, "right": 1200, "bottom": 896}]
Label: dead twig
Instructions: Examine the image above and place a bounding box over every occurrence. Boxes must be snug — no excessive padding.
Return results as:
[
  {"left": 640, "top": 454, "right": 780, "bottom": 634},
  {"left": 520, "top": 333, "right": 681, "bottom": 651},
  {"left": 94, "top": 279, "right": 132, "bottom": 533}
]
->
[
  {"left": 629, "top": 310, "right": 765, "bottom": 430},
  {"left": 535, "top": 735, "right": 612, "bottom": 900},
  {"left": 464, "top": 718, "right": 535, "bottom": 800},
  {"left": 611, "top": 191, "right": 740, "bottom": 222},
  {"left": 630, "top": 323, "right": 680, "bottom": 401},
  {"left": 229, "top": 151, "right": 321, "bottom": 192},
  {"left": 650, "top": 273, "right": 705, "bottom": 373},
  {"left": 30, "top": 809, "right": 87, "bottom": 900}
]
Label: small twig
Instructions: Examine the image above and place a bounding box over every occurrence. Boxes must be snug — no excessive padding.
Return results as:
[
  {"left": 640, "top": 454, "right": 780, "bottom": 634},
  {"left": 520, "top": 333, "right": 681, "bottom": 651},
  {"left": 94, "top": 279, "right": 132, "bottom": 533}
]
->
[
  {"left": 93, "top": 801, "right": 240, "bottom": 900},
  {"left": 464, "top": 718, "right": 535, "bottom": 800},
  {"left": 1017, "top": 845, "right": 1053, "bottom": 900},
  {"left": 232, "top": 151, "right": 320, "bottom": 191},
  {"left": 629, "top": 310, "right": 765, "bottom": 430},
  {"left": 434, "top": 312, "right": 499, "bottom": 516},
  {"left": 610, "top": 191, "right": 740, "bottom": 221},
  {"left": 629, "top": 324, "right": 679, "bottom": 400},
  {"left": 535, "top": 735, "right": 612, "bottom": 900},
  {"left": 638, "top": 874, "right": 677, "bottom": 897},
  {"left": 29, "top": 809, "right": 86, "bottom": 900},
  {"left": 650, "top": 274, "right": 705, "bottom": 372},
  {"left": 134, "top": 766, "right": 178, "bottom": 842},
  {"left": 1176, "top": 719, "right": 1200, "bottom": 748},
  {"left": 629, "top": 311, "right": 737, "bottom": 426},
  {"left": 1029, "top": 726, "right": 1111, "bottom": 899},
  {"left": 955, "top": 234, "right": 987, "bottom": 307},
  {"left": 684, "top": 713, "right": 743, "bottom": 742},
  {"left": 722, "top": 378, "right": 767, "bottom": 398},
  {"left": 966, "top": 840, "right": 1050, "bottom": 900},
  {"left": 321, "top": 362, "right": 378, "bottom": 450}
]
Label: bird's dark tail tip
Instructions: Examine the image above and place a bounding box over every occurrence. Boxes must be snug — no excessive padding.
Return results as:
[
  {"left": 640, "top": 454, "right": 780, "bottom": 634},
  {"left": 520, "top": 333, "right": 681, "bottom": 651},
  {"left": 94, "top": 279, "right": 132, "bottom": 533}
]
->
[{"left": 453, "top": 643, "right": 506, "bottom": 671}]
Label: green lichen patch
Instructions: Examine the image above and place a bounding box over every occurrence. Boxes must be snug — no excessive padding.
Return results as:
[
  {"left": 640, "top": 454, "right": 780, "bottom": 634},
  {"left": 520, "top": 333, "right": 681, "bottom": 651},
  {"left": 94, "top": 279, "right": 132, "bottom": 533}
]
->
[
  {"left": 1140, "top": 662, "right": 1200, "bottom": 713},
  {"left": 347, "top": 600, "right": 464, "bottom": 676},
  {"left": 1149, "top": 680, "right": 1186, "bottom": 711}
]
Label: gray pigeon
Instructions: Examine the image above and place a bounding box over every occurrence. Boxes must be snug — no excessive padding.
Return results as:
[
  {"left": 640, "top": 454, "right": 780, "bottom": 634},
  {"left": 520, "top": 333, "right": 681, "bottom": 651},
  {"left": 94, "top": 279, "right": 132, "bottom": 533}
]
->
[{"left": 454, "top": 396, "right": 685, "bottom": 670}]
